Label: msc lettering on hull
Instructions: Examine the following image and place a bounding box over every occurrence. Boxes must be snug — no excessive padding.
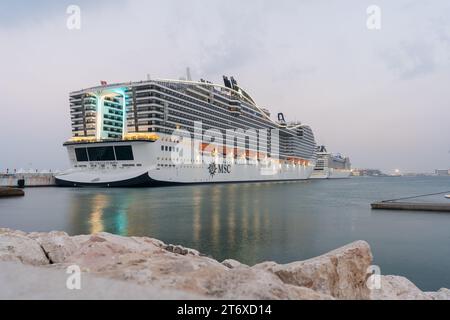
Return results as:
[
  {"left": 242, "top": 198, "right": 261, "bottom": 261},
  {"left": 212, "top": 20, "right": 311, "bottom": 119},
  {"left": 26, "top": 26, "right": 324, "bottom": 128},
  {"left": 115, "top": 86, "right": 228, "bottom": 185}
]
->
[{"left": 208, "top": 163, "right": 231, "bottom": 177}]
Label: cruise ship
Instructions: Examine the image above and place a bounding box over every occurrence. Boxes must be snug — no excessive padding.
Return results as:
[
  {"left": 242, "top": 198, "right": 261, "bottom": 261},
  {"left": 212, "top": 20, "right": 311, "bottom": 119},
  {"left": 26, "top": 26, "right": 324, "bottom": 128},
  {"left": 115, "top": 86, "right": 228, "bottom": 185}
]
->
[
  {"left": 310, "top": 145, "right": 351, "bottom": 179},
  {"left": 55, "top": 75, "right": 317, "bottom": 187}
]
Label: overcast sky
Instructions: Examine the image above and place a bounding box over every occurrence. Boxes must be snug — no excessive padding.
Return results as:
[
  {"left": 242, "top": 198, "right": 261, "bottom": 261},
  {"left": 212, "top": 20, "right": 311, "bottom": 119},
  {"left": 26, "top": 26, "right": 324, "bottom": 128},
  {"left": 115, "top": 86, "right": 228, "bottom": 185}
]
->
[{"left": 1, "top": 0, "right": 449, "bottom": 173}]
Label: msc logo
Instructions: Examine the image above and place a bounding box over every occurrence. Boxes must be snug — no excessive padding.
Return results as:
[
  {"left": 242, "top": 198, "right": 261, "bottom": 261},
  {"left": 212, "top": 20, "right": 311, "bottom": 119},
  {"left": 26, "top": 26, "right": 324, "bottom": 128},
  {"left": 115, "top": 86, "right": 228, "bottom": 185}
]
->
[{"left": 208, "top": 163, "right": 231, "bottom": 177}]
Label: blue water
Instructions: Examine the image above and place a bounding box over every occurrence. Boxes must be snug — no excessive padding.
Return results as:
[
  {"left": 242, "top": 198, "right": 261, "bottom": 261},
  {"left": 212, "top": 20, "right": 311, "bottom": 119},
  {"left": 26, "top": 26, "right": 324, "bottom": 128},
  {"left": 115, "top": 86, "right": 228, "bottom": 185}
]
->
[{"left": 1, "top": 176, "right": 450, "bottom": 291}]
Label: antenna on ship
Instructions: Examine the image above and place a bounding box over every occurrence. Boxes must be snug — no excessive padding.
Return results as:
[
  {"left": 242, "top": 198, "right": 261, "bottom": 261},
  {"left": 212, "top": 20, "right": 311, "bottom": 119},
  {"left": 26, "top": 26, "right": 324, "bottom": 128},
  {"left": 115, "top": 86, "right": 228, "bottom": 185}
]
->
[{"left": 186, "top": 67, "right": 192, "bottom": 81}]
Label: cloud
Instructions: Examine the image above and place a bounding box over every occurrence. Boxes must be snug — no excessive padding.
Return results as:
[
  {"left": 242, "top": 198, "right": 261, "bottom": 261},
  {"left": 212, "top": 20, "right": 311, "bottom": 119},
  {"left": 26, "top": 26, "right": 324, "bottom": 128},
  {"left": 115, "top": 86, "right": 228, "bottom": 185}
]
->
[
  {"left": 380, "top": 41, "right": 436, "bottom": 79},
  {"left": 377, "top": 1, "right": 450, "bottom": 80}
]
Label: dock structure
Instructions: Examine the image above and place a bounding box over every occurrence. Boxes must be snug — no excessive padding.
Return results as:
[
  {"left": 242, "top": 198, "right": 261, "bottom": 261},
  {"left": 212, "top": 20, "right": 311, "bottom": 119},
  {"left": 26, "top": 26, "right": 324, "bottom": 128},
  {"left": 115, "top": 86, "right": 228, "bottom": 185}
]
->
[
  {"left": 371, "top": 191, "right": 450, "bottom": 212},
  {"left": 371, "top": 201, "right": 450, "bottom": 212},
  {"left": 0, "top": 172, "right": 56, "bottom": 188},
  {"left": 0, "top": 187, "right": 25, "bottom": 197}
]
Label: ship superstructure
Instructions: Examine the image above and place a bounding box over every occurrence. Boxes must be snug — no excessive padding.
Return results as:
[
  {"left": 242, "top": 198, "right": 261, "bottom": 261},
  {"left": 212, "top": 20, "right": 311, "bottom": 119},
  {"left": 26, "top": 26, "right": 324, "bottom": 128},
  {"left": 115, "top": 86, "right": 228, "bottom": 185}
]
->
[
  {"left": 56, "top": 75, "right": 317, "bottom": 187},
  {"left": 310, "top": 145, "right": 351, "bottom": 179}
]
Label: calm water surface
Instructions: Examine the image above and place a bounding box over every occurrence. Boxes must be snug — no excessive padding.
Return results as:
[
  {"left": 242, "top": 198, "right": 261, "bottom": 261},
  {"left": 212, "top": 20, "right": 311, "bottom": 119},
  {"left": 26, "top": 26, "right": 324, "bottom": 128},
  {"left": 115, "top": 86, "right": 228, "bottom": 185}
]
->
[{"left": 1, "top": 176, "right": 450, "bottom": 291}]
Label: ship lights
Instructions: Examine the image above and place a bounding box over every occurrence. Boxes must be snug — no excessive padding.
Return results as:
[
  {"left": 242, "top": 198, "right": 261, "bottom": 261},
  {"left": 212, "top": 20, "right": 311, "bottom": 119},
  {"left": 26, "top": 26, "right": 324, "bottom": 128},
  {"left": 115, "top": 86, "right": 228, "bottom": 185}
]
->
[{"left": 124, "top": 132, "right": 159, "bottom": 141}]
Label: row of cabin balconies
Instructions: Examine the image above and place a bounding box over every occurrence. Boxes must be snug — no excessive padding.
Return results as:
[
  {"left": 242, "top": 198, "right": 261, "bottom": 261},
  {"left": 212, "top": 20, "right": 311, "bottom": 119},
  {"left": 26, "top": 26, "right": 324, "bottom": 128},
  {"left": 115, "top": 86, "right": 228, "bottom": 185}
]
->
[
  {"left": 69, "top": 106, "right": 95, "bottom": 113},
  {"left": 186, "top": 85, "right": 258, "bottom": 116},
  {"left": 71, "top": 118, "right": 95, "bottom": 124},
  {"left": 72, "top": 129, "right": 96, "bottom": 135},
  {"left": 70, "top": 99, "right": 96, "bottom": 105},
  {"left": 103, "top": 96, "right": 122, "bottom": 103},
  {"left": 228, "top": 100, "right": 242, "bottom": 116},
  {"left": 134, "top": 85, "right": 247, "bottom": 117},
  {"left": 106, "top": 109, "right": 123, "bottom": 116},
  {"left": 133, "top": 97, "right": 266, "bottom": 134},
  {"left": 103, "top": 125, "right": 122, "bottom": 133},
  {"left": 129, "top": 106, "right": 164, "bottom": 114},
  {"left": 104, "top": 114, "right": 123, "bottom": 121},
  {"left": 124, "top": 116, "right": 278, "bottom": 148},
  {"left": 71, "top": 122, "right": 96, "bottom": 130},
  {"left": 71, "top": 123, "right": 96, "bottom": 129},
  {"left": 70, "top": 82, "right": 258, "bottom": 123},
  {"left": 129, "top": 90, "right": 272, "bottom": 131},
  {"left": 127, "top": 86, "right": 283, "bottom": 138},
  {"left": 104, "top": 102, "right": 122, "bottom": 109},
  {"left": 103, "top": 119, "right": 123, "bottom": 127},
  {"left": 70, "top": 97, "right": 96, "bottom": 105},
  {"left": 70, "top": 112, "right": 94, "bottom": 119},
  {"left": 166, "top": 107, "right": 264, "bottom": 137}
]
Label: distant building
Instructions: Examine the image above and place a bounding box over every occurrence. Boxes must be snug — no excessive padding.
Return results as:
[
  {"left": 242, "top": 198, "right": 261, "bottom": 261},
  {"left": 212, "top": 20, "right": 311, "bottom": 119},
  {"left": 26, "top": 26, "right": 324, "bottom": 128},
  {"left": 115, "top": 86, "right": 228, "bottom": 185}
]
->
[
  {"left": 351, "top": 169, "right": 360, "bottom": 176},
  {"left": 351, "top": 169, "right": 385, "bottom": 177},
  {"left": 403, "top": 172, "right": 431, "bottom": 177},
  {"left": 435, "top": 169, "right": 450, "bottom": 176}
]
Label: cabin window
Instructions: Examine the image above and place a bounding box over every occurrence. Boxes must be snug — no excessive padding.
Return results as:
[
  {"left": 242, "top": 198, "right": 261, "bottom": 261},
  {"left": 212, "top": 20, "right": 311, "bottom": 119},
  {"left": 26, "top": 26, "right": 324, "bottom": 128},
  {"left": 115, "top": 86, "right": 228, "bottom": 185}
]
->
[
  {"left": 75, "top": 148, "right": 88, "bottom": 162},
  {"left": 87, "top": 146, "right": 115, "bottom": 161},
  {"left": 114, "top": 146, "right": 134, "bottom": 161}
]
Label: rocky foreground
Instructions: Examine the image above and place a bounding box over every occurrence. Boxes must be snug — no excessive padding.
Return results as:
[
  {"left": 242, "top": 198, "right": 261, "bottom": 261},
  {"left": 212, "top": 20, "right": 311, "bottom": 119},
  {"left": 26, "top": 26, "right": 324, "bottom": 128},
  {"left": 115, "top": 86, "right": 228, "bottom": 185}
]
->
[{"left": 0, "top": 228, "right": 449, "bottom": 300}]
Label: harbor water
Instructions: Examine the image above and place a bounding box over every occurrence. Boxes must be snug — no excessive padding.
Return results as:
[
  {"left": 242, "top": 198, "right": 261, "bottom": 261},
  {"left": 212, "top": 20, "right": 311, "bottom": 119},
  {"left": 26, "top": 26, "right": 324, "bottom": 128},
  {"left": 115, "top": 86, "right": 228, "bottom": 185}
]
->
[{"left": 1, "top": 176, "right": 450, "bottom": 291}]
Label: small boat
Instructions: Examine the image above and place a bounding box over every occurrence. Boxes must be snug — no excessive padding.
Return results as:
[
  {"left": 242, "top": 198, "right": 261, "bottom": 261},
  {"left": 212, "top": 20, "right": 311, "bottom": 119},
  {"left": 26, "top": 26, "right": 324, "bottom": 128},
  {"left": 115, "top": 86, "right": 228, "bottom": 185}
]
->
[{"left": 445, "top": 195, "right": 450, "bottom": 199}]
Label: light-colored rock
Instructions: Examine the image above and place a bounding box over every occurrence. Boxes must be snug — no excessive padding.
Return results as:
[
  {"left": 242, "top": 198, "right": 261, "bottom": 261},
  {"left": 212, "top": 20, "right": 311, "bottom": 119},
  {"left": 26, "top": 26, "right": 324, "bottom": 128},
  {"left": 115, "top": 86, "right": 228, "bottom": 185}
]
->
[
  {"left": 222, "top": 259, "right": 248, "bottom": 269},
  {"left": 164, "top": 244, "right": 200, "bottom": 256},
  {"left": 284, "top": 285, "right": 335, "bottom": 300},
  {"left": 28, "top": 231, "right": 79, "bottom": 263},
  {"left": 254, "top": 241, "right": 372, "bottom": 299},
  {"left": 426, "top": 288, "right": 450, "bottom": 300},
  {"left": 0, "top": 228, "right": 28, "bottom": 236},
  {"left": 199, "top": 267, "right": 333, "bottom": 300},
  {"left": 0, "top": 232, "right": 49, "bottom": 265},
  {"left": 0, "top": 261, "right": 203, "bottom": 300},
  {"left": 56, "top": 232, "right": 332, "bottom": 299},
  {"left": 62, "top": 233, "right": 165, "bottom": 272},
  {"left": 62, "top": 235, "right": 227, "bottom": 288},
  {"left": 370, "top": 275, "right": 431, "bottom": 300},
  {"left": 0, "top": 228, "right": 443, "bottom": 300}
]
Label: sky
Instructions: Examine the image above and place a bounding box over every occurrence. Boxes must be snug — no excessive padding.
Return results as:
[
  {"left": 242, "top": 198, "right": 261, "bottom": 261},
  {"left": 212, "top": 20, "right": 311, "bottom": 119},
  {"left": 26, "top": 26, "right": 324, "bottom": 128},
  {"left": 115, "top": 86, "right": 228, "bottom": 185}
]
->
[{"left": 1, "top": 0, "right": 450, "bottom": 173}]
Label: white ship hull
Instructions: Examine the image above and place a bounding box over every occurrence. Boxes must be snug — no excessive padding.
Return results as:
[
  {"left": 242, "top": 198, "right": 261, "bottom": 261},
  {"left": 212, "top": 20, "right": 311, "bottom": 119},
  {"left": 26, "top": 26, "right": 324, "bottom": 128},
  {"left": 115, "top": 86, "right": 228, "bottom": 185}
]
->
[
  {"left": 310, "top": 168, "right": 351, "bottom": 179},
  {"left": 310, "top": 169, "right": 329, "bottom": 179},
  {"left": 328, "top": 168, "right": 351, "bottom": 179},
  {"left": 55, "top": 137, "right": 315, "bottom": 187}
]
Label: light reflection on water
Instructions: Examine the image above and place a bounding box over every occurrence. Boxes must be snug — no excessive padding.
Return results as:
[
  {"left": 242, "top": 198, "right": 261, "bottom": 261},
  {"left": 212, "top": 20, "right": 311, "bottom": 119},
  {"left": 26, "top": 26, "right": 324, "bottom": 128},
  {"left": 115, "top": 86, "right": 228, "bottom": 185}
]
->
[
  {"left": 1, "top": 177, "right": 450, "bottom": 291},
  {"left": 89, "top": 194, "right": 107, "bottom": 233}
]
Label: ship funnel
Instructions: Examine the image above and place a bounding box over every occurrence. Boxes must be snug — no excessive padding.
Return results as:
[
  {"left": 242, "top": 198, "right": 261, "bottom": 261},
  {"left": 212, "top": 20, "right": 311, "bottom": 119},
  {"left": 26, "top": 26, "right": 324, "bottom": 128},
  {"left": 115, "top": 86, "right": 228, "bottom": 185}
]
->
[
  {"left": 186, "top": 67, "right": 192, "bottom": 81},
  {"left": 230, "top": 76, "right": 238, "bottom": 90},
  {"left": 223, "top": 76, "right": 232, "bottom": 88}
]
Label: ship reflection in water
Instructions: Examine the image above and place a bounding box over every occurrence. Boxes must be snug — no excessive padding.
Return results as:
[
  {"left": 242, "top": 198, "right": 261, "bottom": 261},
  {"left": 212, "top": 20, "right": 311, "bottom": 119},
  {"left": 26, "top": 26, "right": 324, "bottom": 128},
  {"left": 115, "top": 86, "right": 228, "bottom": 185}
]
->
[
  {"left": 2, "top": 176, "right": 450, "bottom": 290},
  {"left": 68, "top": 182, "right": 300, "bottom": 264},
  {"left": 70, "top": 192, "right": 131, "bottom": 236}
]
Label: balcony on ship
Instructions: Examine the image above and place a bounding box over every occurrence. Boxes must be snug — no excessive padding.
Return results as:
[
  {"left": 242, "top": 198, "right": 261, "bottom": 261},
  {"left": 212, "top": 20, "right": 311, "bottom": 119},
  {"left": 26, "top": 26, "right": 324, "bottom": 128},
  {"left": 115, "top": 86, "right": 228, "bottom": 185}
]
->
[{"left": 228, "top": 100, "right": 242, "bottom": 116}]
